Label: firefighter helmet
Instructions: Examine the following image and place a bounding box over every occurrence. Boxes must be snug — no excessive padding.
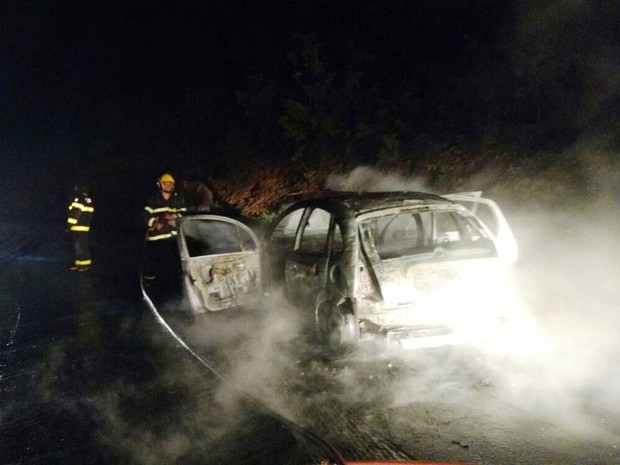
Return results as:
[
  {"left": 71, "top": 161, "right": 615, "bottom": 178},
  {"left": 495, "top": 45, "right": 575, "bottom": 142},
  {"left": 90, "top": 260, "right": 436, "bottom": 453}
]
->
[{"left": 159, "top": 173, "right": 175, "bottom": 184}]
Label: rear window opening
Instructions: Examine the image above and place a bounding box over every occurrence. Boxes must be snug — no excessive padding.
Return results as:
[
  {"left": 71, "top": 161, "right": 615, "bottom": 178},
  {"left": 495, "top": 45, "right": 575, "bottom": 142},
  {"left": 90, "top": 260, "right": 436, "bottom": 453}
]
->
[{"left": 360, "top": 210, "right": 497, "bottom": 261}]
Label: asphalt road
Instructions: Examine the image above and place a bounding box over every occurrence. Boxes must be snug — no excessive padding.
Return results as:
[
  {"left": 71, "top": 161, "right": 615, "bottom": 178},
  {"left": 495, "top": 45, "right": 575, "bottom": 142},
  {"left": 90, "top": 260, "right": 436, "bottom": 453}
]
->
[
  {"left": 2, "top": 216, "right": 620, "bottom": 464},
  {"left": 160, "top": 299, "right": 620, "bottom": 465},
  {"left": 0, "top": 220, "right": 342, "bottom": 465},
  {"left": 147, "top": 207, "right": 620, "bottom": 464}
]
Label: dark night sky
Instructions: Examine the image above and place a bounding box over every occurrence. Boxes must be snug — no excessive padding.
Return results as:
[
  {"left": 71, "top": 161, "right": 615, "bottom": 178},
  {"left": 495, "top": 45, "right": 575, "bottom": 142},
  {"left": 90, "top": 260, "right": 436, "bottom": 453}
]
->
[
  {"left": 2, "top": 1, "right": 619, "bottom": 220},
  {"left": 2, "top": 1, "right": 505, "bottom": 146}
]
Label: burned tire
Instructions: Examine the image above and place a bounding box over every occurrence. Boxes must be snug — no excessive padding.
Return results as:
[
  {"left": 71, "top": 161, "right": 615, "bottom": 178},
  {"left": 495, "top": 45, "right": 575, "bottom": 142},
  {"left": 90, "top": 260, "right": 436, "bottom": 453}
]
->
[{"left": 316, "top": 302, "right": 360, "bottom": 351}]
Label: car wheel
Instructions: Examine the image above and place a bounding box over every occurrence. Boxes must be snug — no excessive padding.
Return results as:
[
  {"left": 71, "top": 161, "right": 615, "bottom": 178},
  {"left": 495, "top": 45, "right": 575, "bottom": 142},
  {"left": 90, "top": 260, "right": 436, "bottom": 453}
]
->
[{"left": 316, "top": 302, "right": 360, "bottom": 351}]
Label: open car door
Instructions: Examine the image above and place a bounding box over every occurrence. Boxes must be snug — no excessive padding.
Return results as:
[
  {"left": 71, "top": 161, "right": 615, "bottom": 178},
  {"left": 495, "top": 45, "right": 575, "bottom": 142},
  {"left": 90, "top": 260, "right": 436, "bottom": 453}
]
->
[
  {"left": 444, "top": 192, "right": 518, "bottom": 264},
  {"left": 177, "top": 215, "right": 262, "bottom": 313}
]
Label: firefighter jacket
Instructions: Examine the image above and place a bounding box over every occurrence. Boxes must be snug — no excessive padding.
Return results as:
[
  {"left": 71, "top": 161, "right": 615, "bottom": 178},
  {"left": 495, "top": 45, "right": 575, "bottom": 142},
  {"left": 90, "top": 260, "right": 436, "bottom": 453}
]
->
[
  {"left": 67, "top": 192, "right": 94, "bottom": 232},
  {"left": 144, "top": 192, "right": 186, "bottom": 241}
]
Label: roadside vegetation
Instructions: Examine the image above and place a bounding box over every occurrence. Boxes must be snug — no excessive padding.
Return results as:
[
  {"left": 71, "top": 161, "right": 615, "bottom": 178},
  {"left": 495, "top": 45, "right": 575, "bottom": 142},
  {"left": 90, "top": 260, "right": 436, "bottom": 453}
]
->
[
  {"left": 43, "top": 25, "right": 617, "bottom": 223},
  {"left": 178, "top": 31, "right": 619, "bottom": 219},
  {"left": 204, "top": 142, "right": 618, "bottom": 222}
]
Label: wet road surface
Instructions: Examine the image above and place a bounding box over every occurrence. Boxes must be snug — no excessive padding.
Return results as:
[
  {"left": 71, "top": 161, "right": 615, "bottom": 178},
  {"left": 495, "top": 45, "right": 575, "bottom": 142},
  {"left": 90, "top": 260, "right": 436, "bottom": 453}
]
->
[
  {"left": 151, "top": 209, "right": 620, "bottom": 464},
  {"left": 2, "top": 216, "right": 620, "bottom": 464},
  {"left": 0, "top": 221, "right": 340, "bottom": 464},
  {"left": 159, "top": 299, "right": 620, "bottom": 465}
]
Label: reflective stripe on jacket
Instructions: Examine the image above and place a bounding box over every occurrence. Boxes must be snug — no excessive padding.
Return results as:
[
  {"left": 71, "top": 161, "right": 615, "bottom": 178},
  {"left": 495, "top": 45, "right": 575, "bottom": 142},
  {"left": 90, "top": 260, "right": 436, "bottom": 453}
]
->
[
  {"left": 144, "top": 192, "right": 186, "bottom": 241},
  {"left": 67, "top": 194, "right": 94, "bottom": 232}
]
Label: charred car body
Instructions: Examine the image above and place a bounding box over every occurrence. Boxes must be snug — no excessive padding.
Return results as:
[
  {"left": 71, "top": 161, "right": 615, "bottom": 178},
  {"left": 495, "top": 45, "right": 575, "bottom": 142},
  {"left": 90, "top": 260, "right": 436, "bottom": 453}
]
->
[{"left": 174, "top": 191, "right": 518, "bottom": 350}]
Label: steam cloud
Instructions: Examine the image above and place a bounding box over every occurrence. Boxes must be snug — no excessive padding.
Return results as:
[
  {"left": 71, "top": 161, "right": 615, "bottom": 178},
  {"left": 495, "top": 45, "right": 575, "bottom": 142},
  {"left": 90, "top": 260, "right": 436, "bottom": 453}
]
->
[
  {"left": 117, "top": 149, "right": 620, "bottom": 462},
  {"left": 326, "top": 166, "right": 429, "bottom": 193},
  {"left": 178, "top": 150, "right": 620, "bottom": 455}
]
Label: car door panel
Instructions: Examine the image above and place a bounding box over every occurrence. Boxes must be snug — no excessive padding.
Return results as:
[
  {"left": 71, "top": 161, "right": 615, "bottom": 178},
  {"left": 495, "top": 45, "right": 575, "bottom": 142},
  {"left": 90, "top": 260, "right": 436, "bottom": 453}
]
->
[
  {"left": 285, "top": 208, "right": 332, "bottom": 309},
  {"left": 444, "top": 193, "right": 518, "bottom": 264},
  {"left": 177, "top": 215, "right": 262, "bottom": 312},
  {"left": 285, "top": 251, "right": 327, "bottom": 306}
]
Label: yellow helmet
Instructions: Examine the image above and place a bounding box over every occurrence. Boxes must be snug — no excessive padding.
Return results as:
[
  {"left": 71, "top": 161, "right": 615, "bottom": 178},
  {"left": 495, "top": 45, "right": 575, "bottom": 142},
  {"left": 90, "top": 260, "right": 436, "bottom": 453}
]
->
[{"left": 159, "top": 173, "right": 175, "bottom": 183}]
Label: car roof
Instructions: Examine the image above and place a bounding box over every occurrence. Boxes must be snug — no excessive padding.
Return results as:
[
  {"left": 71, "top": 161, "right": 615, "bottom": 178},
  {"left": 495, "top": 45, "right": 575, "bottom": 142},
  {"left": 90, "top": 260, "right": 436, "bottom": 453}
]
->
[{"left": 277, "top": 190, "right": 453, "bottom": 215}]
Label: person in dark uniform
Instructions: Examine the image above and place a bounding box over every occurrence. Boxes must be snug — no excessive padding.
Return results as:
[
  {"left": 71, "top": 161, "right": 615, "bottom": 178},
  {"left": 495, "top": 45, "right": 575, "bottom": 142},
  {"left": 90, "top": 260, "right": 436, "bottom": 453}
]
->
[
  {"left": 142, "top": 173, "right": 186, "bottom": 298},
  {"left": 181, "top": 175, "right": 214, "bottom": 213},
  {"left": 66, "top": 184, "right": 94, "bottom": 271}
]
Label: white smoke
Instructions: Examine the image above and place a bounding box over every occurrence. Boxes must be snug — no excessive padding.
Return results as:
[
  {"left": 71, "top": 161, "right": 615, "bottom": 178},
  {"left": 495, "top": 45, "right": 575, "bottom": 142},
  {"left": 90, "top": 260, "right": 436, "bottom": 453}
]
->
[
  {"left": 140, "top": 152, "right": 620, "bottom": 461},
  {"left": 325, "top": 166, "right": 429, "bottom": 193},
  {"left": 223, "top": 153, "right": 620, "bottom": 449}
]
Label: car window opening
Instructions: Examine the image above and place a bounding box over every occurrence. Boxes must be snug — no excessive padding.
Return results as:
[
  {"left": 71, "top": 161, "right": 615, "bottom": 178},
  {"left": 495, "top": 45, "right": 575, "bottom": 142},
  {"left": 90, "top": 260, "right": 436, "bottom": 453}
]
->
[
  {"left": 182, "top": 221, "right": 257, "bottom": 257},
  {"left": 360, "top": 210, "right": 497, "bottom": 261}
]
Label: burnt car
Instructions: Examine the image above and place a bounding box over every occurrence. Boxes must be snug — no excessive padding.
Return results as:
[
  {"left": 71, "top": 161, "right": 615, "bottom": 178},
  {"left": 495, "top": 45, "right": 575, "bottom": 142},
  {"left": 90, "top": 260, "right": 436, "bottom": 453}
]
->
[{"left": 175, "top": 191, "right": 518, "bottom": 350}]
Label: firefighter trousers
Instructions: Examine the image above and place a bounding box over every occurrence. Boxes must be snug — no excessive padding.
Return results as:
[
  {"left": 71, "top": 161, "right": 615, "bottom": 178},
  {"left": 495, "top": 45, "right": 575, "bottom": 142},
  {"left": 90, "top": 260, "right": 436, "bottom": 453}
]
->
[{"left": 72, "top": 232, "right": 92, "bottom": 268}]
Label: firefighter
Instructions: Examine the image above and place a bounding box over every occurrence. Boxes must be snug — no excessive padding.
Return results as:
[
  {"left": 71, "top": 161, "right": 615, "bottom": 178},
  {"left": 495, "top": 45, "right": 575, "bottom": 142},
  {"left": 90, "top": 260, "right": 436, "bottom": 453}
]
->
[
  {"left": 67, "top": 184, "right": 94, "bottom": 271},
  {"left": 142, "top": 173, "right": 186, "bottom": 291}
]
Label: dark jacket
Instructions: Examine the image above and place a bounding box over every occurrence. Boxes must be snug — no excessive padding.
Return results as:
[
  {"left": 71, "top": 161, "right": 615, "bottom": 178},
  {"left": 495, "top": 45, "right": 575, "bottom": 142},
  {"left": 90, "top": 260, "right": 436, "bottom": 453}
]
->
[
  {"left": 67, "top": 192, "right": 94, "bottom": 232},
  {"left": 144, "top": 192, "right": 186, "bottom": 241}
]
